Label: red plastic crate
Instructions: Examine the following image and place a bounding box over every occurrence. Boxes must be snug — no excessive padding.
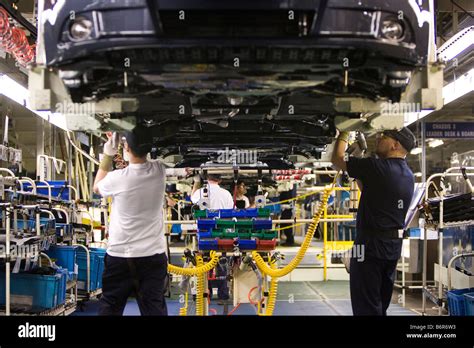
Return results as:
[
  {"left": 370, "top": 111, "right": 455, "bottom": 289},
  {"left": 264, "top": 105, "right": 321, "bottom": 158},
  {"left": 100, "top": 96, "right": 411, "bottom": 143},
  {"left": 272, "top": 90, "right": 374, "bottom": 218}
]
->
[
  {"left": 217, "top": 239, "right": 235, "bottom": 251},
  {"left": 257, "top": 239, "right": 277, "bottom": 251}
]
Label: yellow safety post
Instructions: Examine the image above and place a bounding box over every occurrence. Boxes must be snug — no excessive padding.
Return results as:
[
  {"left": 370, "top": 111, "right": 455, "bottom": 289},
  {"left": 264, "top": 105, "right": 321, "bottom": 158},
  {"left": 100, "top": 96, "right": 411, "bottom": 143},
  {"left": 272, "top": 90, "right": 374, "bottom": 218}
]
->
[{"left": 323, "top": 201, "right": 328, "bottom": 281}]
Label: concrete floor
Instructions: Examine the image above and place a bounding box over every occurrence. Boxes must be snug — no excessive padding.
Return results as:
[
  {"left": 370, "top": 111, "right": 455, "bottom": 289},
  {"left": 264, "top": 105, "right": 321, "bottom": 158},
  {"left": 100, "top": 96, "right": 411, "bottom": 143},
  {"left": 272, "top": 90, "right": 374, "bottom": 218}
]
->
[{"left": 72, "top": 280, "right": 420, "bottom": 316}]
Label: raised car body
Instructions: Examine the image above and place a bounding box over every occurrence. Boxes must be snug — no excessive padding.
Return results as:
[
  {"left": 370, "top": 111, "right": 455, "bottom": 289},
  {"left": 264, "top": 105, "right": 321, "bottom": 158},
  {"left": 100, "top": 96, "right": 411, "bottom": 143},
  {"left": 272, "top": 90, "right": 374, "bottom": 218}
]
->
[{"left": 34, "top": 0, "right": 436, "bottom": 166}]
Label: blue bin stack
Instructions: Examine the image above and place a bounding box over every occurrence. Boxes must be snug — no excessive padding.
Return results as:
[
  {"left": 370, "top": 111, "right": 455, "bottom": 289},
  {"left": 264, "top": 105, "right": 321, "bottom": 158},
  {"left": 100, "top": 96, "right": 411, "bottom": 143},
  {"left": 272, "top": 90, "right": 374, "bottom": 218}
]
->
[{"left": 194, "top": 209, "right": 276, "bottom": 251}]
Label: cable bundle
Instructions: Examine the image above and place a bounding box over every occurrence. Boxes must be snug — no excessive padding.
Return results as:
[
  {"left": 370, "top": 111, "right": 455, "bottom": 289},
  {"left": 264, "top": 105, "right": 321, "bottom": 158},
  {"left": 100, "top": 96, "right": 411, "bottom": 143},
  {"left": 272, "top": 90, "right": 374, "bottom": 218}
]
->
[{"left": 0, "top": 8, "right": 35, "bottom": 66}]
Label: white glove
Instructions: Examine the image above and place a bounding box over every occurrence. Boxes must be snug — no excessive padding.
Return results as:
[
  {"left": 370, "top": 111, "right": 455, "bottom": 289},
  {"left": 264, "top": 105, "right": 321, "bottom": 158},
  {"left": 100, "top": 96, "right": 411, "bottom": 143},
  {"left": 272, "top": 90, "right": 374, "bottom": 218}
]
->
[{"left": 103, "top": 138, "right": 118, "bottom": 157}]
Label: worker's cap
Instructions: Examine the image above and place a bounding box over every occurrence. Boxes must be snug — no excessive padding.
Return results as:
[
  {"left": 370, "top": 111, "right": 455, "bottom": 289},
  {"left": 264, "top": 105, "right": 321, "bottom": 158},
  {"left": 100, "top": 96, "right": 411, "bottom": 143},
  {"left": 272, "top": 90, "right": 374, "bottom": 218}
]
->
[
  {"left": 383, "top": 127, "right": 416, "bottom": 152},
  {"left": 124, "top": 126, "right": 154, "bottom": 155}
]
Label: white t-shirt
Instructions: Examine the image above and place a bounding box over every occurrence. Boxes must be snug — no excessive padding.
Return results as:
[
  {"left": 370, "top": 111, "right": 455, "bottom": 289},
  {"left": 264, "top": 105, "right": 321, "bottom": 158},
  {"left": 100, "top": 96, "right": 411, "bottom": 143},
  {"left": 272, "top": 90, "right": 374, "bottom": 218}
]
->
[
  {"left": 191, "top": 183, "right": 234, "bottom": 209},
  {"left": 97, "top": 161, "right": 166, "bottom": 258}
]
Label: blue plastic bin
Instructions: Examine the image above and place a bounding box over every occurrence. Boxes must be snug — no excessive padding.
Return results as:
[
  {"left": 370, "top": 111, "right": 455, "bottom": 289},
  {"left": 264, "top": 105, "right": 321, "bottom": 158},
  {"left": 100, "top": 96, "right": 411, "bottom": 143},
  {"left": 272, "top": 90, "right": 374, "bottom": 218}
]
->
[
  {"left": 55, "top": 223, "right": 73, "bottom": 237},
  {"left": 218, "top": 209, "right": 235, "bottom": 218},
  {"left": 76, "top": 248, "right": 106, "bottom": 291},
  {"left": 198, "top": 231, "right": 213, "bottom": 239},
  {"left": 56, "top": 268, "right": 68, "bottom": 305},
  {"left": 219, "top": 209, "right": 259, "bottom": 218},
  {"left": 16, "top": 218, "right": 56, "bottom": 233},
  {"left": 237, "top": 239, "right": 257, "bottom": 250},
  {"left": 170, "top": 224, "right": 182, "bottom": 235},
  {"left": 23, "top": 180, "right": 70, "bottom": 201},
  {"left": 265, "top": 203, "right": 281, "bottom": 215},
  {"left": 15, "top": 219, "right": 35, "bottom": 230},
  {"left": 198, "top": 239, "right": 218, "bottom": 250},
  {"left": 197, "top": 219, "right": 216, "bottom": 231},
  {"left": 253, "top": 219, "right": 272, "bottom": 230},
  {"left": 45, "top": 245, "right": 77, "bottom": 272},
  {"left": 463, "top": 292, "right": 474, "bottom": 316},
  {"left": 207, "top": 210, "right": 220, "bottom": 218},
  {"left": 0, "top": 272, "right": 62, "bottom": 309},
  {"left": 447, "top": 288, "right": 474, "bottom": 316}
]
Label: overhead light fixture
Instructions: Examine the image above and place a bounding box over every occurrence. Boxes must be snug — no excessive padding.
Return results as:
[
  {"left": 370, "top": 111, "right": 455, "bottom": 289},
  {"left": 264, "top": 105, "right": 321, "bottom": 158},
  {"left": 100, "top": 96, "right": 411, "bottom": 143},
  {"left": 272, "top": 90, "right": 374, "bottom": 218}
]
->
[
  {"left": 437, "top": 26, "right": 474, "bottom": 62},
  {"left": 0, "top": 74, "right": 68, "bottom": 131},
  {"left": 443, "top": 67, "right": 474, "bottom": 105},
  {"left": 410, "top": 147, "right": 422, "bottom": 155},
  {"left": 428, "top": 139, "right": 444, "bottom": 148},
  {"left": 404, "top": 68, "right": 474, "bottom": 126}
]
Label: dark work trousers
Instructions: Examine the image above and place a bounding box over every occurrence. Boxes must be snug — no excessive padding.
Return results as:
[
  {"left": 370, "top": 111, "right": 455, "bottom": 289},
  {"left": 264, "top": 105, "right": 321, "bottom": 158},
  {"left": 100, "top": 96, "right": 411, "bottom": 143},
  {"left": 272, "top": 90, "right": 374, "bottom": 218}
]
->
[
  {"left": 99, "top": 253, "right": 168, "bottom": 316},
  {"left": 349, "top": 254, "right": 398, "bottom": 316},
  {"left": 280, "top": 208, "right": 294, "bottom": 244}
]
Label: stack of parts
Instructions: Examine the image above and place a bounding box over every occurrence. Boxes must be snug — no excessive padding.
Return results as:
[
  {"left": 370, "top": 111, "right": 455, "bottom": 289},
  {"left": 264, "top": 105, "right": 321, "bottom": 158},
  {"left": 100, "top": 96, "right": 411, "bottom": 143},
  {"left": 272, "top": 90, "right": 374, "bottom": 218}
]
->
[{"left": 194, "top": 209, "right": 277, "bottom": 251}]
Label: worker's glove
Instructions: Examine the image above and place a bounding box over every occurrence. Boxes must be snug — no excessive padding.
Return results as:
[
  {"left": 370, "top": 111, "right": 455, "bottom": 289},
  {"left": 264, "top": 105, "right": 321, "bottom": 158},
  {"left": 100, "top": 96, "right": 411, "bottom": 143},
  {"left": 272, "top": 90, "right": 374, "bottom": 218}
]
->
[
  {"left": 337, "top": 130, "right": 350, "bottom": 143},
  {"left": 103, "top": 133, "right": 118, "bottom": 157},
  {"left": 346, "top": 132, "right": 367, "bottom": 158}
]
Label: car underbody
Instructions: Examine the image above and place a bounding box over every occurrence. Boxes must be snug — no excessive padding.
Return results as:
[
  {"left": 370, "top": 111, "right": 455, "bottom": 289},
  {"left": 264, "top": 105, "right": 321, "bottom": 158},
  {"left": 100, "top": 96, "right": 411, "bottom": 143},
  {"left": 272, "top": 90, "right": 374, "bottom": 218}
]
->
[{"left": 30, "top": 0, "right": 441, "bottom": 167}]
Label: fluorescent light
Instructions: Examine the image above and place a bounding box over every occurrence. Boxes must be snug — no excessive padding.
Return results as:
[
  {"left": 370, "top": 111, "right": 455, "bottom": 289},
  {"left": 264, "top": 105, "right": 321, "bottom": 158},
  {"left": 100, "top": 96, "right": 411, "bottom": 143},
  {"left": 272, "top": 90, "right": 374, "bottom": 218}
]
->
[
  {"left": 437, "top": 26, "right": 474, "bottom": 62},
  {"left": 428, "top": 139, "right": 444, "bottom": 148},
  {"left": 405, "top": 68, "right": 474, "bottom": 126},
  {"left": 443, "top": 67, "right": 474, "bottom": 104},
  {"left": 410, "top": 147, "right": 422, "bottom": 155},
  {"left": 0, "top": 74, "right": 68, "bottom": 131}
]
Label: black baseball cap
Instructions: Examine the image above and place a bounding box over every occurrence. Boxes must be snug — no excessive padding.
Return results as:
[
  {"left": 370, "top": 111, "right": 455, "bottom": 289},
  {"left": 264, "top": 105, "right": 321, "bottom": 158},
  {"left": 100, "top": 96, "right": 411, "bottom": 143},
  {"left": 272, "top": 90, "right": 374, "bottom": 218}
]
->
[
  {"left": 383, "top": 127, "right": 417, "bottom": 152},
  {"left": 124, "top": 126, "right": 153, "bottom": 155}
]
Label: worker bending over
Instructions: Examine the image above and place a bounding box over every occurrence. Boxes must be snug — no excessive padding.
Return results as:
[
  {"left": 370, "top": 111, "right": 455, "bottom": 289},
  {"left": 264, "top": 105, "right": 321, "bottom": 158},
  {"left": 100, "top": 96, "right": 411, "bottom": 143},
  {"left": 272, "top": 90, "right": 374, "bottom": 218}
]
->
[
  {"left": 331, "top": 128, "right": 416, "bottom": 316},
  {"left": 93, "top": 126, "right": 168, "bottom": 316}
]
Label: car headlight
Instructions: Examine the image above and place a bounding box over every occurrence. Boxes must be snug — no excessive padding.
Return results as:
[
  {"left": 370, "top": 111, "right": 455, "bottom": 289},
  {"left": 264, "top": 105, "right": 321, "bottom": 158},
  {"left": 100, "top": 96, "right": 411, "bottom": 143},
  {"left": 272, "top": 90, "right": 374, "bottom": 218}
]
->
[
  {"left": 381, "top": 19, "right": 404, "bottom": 41},
  {"left": 70, "top": 17, "right": 93, "bottom": 41}
]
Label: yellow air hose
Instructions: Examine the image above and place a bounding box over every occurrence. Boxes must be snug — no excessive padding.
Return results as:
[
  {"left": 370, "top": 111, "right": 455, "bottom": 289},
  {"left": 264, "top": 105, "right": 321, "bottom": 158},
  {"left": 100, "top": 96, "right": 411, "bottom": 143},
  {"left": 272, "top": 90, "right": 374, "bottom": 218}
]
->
[
  {"left": 261, "top": 258, "right": 279, "bottom": 316},
  {"left": 195, "top": 255, "right": 205, "bottom": 316},
  {"left": 168, "top": 251, "right": 219, "bottom": 276},
  {"left": 179, "top": 292, "right": 188, "bottom": 316},
  {"left": 169, "top": 252, "right": 219, "bottom": 316},
  {"left": 252, "top": 174, "right": 338, "bottom": 278}
]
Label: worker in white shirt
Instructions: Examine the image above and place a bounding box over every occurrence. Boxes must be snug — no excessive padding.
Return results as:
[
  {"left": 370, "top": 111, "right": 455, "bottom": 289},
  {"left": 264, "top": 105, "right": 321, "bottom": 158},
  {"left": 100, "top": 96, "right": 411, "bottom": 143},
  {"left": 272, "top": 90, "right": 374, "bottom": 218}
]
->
[
  {"left": 190, "top": 173, "right": 233, "bottom": 303},
  {"left": 191, "top": 173, "right": 234, "bottom": 209},
  {"left": 93, "top": 126, "right": 168, "bottom": 316}
]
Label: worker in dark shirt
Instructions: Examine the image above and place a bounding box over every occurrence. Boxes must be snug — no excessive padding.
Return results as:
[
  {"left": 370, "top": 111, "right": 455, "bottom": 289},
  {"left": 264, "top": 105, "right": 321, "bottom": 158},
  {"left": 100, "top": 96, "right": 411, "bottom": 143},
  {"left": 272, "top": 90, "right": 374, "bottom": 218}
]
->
[{"left": 331, "top": 127, "right": 416, "bottom": 316}]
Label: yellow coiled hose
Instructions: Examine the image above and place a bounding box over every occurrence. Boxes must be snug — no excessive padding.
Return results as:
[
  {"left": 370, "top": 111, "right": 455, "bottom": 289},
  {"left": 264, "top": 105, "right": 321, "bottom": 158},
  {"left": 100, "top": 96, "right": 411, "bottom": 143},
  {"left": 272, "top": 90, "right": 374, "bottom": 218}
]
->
[
  {"left": 169, "top": 251, "right": 219, "bottom": 316},
  {"left": 252, "top": 187, "right": 332, "bottom": 278},
  {"left": 262, "top": 259, "right": 278, "bottom": 316},
  {"left": 195, "top": 255, "right": 205, "bottom": 316},
  {"left": 179, "top": 292, "right": 188, "bottom": 316},
  {"left": 168, "top": 251, "right": 219, "bottom": 276}
]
